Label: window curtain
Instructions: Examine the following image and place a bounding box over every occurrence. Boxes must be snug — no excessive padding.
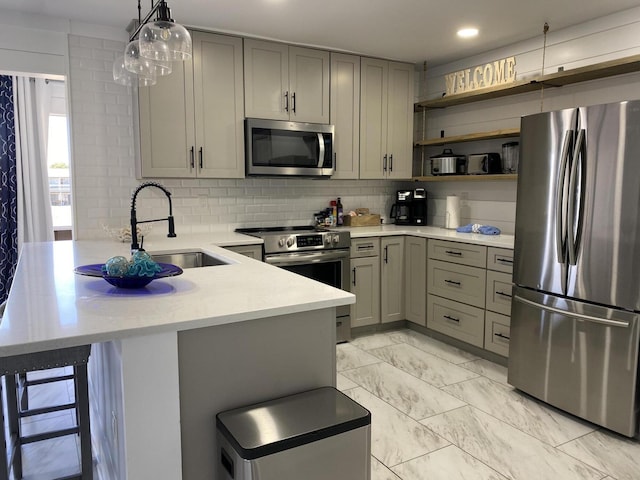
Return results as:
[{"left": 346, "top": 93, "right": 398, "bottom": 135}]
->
[
  {"left": 0, "top": 75, "right": 18, "bottom": 302},
  {"left": 14, "top": 76, "right": 54, "bottom": 249}
]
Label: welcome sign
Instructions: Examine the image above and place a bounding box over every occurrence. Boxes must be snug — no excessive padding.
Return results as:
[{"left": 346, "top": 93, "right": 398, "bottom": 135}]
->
[{"left": 444, "top": 56, "right": 517, "bottom": 95}]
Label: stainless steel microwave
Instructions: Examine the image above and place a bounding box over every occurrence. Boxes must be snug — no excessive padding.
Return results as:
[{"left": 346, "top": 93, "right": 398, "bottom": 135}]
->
[{"left": 245, "top": 118, "right": 335, "bottom": 177}]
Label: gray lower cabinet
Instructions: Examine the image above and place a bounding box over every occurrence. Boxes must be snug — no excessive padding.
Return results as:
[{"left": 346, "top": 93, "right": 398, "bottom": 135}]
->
[
  {"left": 427, "top": 295, "right": 485, "bottom": 348},
  {"left": 404, "top": 236, "right": 427, "bottom": 326},
  {"left": 381, "top": 236, "right": 405, "bottom": 323},
  {"left": 350, "top": 238, "right": 381, "bottom": 328},
  {"left": 427, "top": 240, "right": 487, "bottom": 348},
  {"left": 484, "top": 247, "right": 514, "bottom": 357},
  {"left": 223, "top": 244, "right": 263, "bottom": 260}
]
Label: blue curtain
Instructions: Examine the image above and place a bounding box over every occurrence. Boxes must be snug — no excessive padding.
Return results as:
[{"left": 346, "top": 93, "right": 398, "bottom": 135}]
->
[{"left": 0, "top": 75, "right": 18, "bottom": 303}]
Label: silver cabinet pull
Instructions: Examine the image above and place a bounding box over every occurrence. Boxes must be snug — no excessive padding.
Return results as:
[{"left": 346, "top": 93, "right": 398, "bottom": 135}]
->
[
  {"left": 443, "top": 315, "right": 460, "bottom": 323},
  {"left": 494, "top": 332, "right": 510, "bottom": 340},
  {"left": 496, "top": 257, "right": 513, "bottom": 264},
  {"left": 389, "top": 154, "right": 393, "bottom": 172},
  {"left": 496, "top": 291, "right": 512, "bottom": 298},
  {"left": 445, "top": 250, "right": 462, "bottom": 256},
  {"left": 444, "top": 279, "right": 461, "bottom": 286}
]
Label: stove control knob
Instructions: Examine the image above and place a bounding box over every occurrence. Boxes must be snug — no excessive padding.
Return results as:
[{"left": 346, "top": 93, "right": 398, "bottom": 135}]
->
[
  {"left": 325, "top": 235, "right": 332, "bottom": 244},
  {"left": 286, "top": 237, "right": 295, "bottom": 248},
  {"left": 332, "top": 234, "right": 340, "bottom": 244},
  {"left": 278, "top": 237, "right": 286, "bottom": 247}
]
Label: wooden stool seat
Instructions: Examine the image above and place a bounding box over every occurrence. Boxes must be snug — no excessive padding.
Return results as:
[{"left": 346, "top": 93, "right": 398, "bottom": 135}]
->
[{"left": 0, "top": 345, "right": 93, "bottom": 480}]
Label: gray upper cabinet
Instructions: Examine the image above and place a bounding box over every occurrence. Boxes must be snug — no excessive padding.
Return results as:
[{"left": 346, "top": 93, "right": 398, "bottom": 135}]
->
[
  {"left": 359, "top": 58, "right": 414, "bottom": 180},
  {"left": 243, "top": 39, "right": 330, "bottom": 123},
  {"left": 138, "top": 31, "right": 245, "bottom": 178},
  {"left": 330, "top": 53, "right": 360, "bottom": 179}
]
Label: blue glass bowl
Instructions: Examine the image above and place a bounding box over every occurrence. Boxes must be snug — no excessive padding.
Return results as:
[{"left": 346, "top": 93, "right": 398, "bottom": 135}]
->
[{"left": 74, "top": 263, "right": 183, "bottom": 289}]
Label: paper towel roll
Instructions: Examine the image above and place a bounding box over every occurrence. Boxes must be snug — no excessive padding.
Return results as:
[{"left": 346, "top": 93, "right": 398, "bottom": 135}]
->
[{"left": 445, "top": 195, "right": 460, "bottom": 229}]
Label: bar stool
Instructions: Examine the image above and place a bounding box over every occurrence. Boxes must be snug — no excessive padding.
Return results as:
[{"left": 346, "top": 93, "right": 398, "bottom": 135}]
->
[{"left": 0, "top": 316, "right": 93, "bottom": 480}]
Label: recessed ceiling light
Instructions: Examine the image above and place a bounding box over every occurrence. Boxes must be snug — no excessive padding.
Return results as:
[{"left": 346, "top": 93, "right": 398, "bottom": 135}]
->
[{"left": 457, "top": 28, "right": 479, "bottom": 39}]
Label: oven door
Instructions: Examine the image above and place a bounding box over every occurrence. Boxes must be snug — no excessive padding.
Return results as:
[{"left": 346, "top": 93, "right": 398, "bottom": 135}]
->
[{"left": 265, "top": 249, "right": 351, "bottom": 342}]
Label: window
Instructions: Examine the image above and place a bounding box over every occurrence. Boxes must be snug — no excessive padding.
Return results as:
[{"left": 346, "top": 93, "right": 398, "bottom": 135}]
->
[{"left": 47, "top": 113, "right": 72, "bottom": 230}]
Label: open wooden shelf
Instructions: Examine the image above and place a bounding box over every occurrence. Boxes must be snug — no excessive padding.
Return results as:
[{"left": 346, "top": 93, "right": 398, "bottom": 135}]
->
[
  {"left": 412, "top": 174, "right": 518, "bottom": 182},
  {"left": 415, "top": 128, "right": 520, "bottom": 147},
  {"left": 415, "top": 54, "right": 640, "bottom": 110}
]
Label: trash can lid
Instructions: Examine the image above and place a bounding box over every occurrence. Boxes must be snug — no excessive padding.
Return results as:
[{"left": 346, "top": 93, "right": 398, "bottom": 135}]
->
[{"left": 216, "top": 386, "right": 371, "bottom": 460}]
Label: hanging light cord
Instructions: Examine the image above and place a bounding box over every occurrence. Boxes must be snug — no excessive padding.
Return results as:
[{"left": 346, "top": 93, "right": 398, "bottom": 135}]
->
[{"left": 540, "top": 22, "right": 549, "bottom": 112}]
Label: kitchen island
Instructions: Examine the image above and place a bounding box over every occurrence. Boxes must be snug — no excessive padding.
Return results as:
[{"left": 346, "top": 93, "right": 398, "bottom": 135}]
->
[{"left": 0, "top": 234, "right": 354, "bottom": 479}]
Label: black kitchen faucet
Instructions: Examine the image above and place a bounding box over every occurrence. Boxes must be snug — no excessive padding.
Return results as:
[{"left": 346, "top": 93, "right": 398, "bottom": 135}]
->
[{"left": 130, "top": 181, "right": 176, "bottom": 252}]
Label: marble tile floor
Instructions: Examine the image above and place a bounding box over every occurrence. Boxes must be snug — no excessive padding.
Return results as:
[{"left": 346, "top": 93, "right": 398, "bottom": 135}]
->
[
  {"left": 338, "top": 328, "right": 640, "bottom": 480},
  {"left": 5, "top": 328, "right": 640, "bottom": 479}
]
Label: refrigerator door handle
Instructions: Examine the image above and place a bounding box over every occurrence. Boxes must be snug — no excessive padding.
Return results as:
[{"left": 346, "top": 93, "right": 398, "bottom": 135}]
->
[
  {"left": 513, "top": 294, "right": 631, "bottom": 328},
  {"left": 555, "top": 130, "right": 573, "bottom": 265},
  {"left": 567, "top": 128, "right": 586, "bottom": 266}
]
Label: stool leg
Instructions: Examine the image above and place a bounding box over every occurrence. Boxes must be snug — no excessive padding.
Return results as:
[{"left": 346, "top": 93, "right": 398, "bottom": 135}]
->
[
  {"left": 5, "top": 374, "right": 22, "bottom": 479},
  {"left": 75, "top": 365, "right": 93, "bottom": 480},
  {"left": 18, "top": 373, "right": 27, "bottom": 412},
  {"left": 0, "top": 377, "right": 10, "bottom": 480}
]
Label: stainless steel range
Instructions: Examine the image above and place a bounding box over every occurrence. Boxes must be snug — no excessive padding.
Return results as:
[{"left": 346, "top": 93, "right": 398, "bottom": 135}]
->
[{"left": 236, "top": 226, "right": 351, "bottom": 342}]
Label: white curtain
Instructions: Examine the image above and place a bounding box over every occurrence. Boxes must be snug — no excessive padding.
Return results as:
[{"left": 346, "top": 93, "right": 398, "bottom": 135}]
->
[{"left": 13, "top": 76, "right": 54, "bottom": 250}]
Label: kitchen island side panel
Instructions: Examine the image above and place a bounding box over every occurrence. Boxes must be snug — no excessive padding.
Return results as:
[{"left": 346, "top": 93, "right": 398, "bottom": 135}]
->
[{"left": 177, "top": 308, "right": 337, "bottom": 480}]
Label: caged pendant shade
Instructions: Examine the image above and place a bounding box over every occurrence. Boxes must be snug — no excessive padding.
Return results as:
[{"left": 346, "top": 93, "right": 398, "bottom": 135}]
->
[{"left": 139, "top": 1, "right": 192, "bottom": 62}]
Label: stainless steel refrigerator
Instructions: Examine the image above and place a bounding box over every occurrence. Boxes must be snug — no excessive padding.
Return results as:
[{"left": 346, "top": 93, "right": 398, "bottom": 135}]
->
[{"left": 508, "top": 100, "right": 640, "bottom": 437}]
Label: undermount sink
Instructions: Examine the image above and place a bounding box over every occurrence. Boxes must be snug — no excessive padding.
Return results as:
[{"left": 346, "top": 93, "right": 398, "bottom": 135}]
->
[{"left": 149, "top": 251, "right": 229, "bottom": 269}]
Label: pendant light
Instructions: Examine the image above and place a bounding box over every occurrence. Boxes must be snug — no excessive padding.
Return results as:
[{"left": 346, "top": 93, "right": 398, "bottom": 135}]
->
[
  {"left": 139, "top": 1, "right": 192, "bottom": 62},
  {"left": 113, "top": 56, "right": 156, "bottom": 87},
  {"left": 113, "top": 0, "right": 190, "bottom": 87}
]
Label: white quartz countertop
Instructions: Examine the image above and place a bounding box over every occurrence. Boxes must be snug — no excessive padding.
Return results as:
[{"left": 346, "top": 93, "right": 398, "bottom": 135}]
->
[
  {"left": 0, "top": 233, "right": 353, "bottom": 356},
  {"left": 338, "top": 225, "right": 514, "bottom": 249}
]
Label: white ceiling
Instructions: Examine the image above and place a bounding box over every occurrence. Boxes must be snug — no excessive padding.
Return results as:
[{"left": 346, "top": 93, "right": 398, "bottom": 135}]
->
[{"left": 2, "top": 0, "right": 640, "bottom": 65}]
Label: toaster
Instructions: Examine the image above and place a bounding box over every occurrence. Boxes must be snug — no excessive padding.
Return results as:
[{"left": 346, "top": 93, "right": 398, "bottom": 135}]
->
[{"left": 467, "top": 153, "right": 502, "bottom": 174}]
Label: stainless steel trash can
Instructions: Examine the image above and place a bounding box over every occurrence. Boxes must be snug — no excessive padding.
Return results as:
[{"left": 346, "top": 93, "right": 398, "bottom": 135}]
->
[{"left": 216, "top": 386, "right": 371, "bottom": 480}]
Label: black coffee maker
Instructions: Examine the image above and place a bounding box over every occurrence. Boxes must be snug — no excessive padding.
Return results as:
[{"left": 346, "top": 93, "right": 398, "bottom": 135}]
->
[
  {"left": 411, "top": 188, "right": 428, "bottom": 225},
  {"left": 390, "top": 190, "right": 412, "bottom": 225}
]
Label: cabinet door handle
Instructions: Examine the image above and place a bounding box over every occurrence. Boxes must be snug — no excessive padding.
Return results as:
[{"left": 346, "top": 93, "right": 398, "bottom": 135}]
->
[
  {"left": 444, "top": 279, "right": 461, "bottom": 286},
  {"left": 352, "top": 267, "right": 356, "bottom": 286},
  {"left": 494, "top": 332, "right": 511, "bottom": 340},
  {"left": 357, "top": 244, "right": 375, "bottom": 251},
  {"left": 292, "top": 92, "right": 296, "bottom": 113},
  {"left": 190, "top": 146, "right": 195, "bottom": 169},
  {"left": 284, "top": 91, "right": 289, "bottom": 112},
  {"left": 199, "top": 147, "right": 203, "bottom": 169},
  {"left": 384, "top": 245, "right": 388, "bottom": 264},
  {"left": 389, "top": 154, "right": 393, "bottom": 172},
  {"left": 496, "top": 291, "right": 512, "bottom": 298},
  {"left": 443, "top": 315, "right": 460, "bottom": 323},
  {"left": 383, "top": 154, "right": 387, "bottom": 172},
  {"left": 445, "top": 250, "right": 462, "bottom": 256},
  {"left": 496, "top": 257, "right": 513, "bottom": 264}
]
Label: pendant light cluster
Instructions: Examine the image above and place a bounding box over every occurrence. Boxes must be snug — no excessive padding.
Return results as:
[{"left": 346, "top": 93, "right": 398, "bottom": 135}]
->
[{"left": 113, "top": 0, "right": 192, "bottom": 87}]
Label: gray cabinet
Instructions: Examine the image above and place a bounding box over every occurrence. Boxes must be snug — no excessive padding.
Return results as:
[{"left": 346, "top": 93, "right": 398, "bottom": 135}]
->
[
  {"left": 223, "top": 244, "right": 263, "bottom": 260},
  {"left": 350, "top": 238, "right": 380, "bottom": 328},
  {"left": 484, "top": 247, "right": 514, "bottom": 357},
  {"left": 381, "top": 236, "right": 405, "bottom": 323},
  {"left": 427, "top": 239, "right": 487, "bottom": 347},
  {"left": 138, "top": 31, "right": 244, "bottom": 178},
  {"left": 330, "top": 53, "right": 360, "bottom": 179},
  {"left": 244, "top": 39, "right": 330, "bottom": 123},
  {"left": 404, "top": 236, "right": 427, "bottom": 326},
  {"left": 359, "top": 58, "right": 414, "bottom": 179}
]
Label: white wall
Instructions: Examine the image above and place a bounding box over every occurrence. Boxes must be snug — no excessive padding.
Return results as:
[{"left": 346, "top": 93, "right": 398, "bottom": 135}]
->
[{"left": 413, "top": 5, "right": 640, "bottom": 234}]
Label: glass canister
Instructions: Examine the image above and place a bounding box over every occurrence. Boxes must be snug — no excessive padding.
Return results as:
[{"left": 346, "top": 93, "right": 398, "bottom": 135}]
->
[{"left": 502, "top": 141, "right": 519, "bottom": 173}]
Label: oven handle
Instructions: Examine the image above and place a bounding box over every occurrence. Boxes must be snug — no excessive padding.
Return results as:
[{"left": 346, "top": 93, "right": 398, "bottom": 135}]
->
[{"left": 265, "top": 250, "right": 349, "bottom": 267}]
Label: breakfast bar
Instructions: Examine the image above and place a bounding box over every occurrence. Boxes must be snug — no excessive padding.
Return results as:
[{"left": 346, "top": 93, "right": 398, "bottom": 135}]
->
[{"left": 0, "top": 236, "right": 354, "bottom": 479}]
